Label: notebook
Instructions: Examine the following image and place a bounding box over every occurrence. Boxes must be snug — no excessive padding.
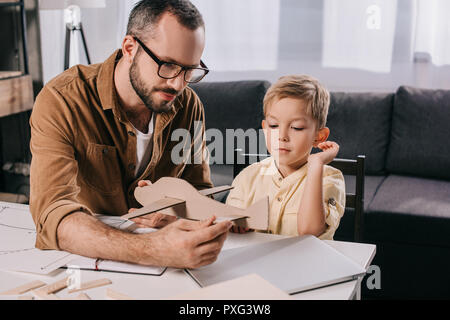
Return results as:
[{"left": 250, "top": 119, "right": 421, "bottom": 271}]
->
[
  {"left": 186, "top": 235, "right": 367, "bottom": 294},
  {"left": 64, "top": 215, "right": 166, "bottom": 276},
  {"left": 66, "top": 256, "right": 166, "bottom": 276}
]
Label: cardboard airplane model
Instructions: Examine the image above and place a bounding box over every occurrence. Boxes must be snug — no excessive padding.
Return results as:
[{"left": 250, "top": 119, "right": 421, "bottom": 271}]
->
[{"left": 121, "top": 177, "right": 269, "bottom": 230}]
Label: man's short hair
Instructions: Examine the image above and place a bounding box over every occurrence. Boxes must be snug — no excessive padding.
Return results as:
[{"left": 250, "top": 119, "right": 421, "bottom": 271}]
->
[
  {"left": 263, "top": 75, "right": 331, "bottom": 129},
  {"left": 127, "top": 0, "right": 205, "bottom": 40}
]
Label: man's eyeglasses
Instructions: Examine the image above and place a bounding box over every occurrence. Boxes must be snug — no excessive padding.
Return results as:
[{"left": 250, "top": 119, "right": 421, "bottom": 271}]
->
[{"left": 134, "top": 37, "right": 209, "bottom": 84}]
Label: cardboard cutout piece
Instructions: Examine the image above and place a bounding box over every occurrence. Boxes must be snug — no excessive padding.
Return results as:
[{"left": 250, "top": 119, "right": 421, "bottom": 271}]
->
[{"left": 122, "top": 177, "right": 269, "bottom": 231}]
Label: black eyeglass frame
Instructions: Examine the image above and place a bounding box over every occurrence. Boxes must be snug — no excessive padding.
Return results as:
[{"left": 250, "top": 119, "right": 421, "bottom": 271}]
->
[{"left": 133, "top": 36, "right": 210, "bottom": 83}]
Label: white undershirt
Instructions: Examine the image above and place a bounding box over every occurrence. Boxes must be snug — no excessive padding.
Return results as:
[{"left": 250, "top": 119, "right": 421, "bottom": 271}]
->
[{"left": 134, "top": 115, "right": 155, "bottom": 178}]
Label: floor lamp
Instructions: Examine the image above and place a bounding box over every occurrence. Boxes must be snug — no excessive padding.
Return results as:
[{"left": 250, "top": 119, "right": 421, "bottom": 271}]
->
[{"left": 39, "top": 0, "right": 106, "bottom": 70}]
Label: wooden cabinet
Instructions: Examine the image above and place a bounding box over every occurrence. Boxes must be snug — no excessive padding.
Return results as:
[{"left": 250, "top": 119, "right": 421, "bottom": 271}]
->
[{"left": 0, "top": 0, "right": 34, "bottom": 118}]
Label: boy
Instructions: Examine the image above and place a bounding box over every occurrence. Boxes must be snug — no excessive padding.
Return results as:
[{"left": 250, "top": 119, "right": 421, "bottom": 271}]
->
[{"left": 226, "top": 75, "right": 345, "bottom": 240}]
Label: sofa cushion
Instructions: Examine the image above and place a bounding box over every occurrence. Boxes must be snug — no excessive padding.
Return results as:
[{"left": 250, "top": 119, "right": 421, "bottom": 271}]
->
[
  {"left": 191, "top": 81, "right": 271, "bottom": 165},
  {"left": 209, "top": 164, "right": 234, "bottom": 203},
  {"left": 365, "top": 175, "right": 450, "bottom": 247},
  {"left": 333, "top": 175, "right": 386, "bottom": 241},
  {"left": 327, "top": 92, "right": 394, "bottom": 175},
  {"left": 191, "top": 81, "right": 270, "bottom": 132},
  {"left": 386, "top": 86, "right": 450, "bottom": 180},
  {"left": 344, "top": 175, "right": 386, "bottom": 211}
]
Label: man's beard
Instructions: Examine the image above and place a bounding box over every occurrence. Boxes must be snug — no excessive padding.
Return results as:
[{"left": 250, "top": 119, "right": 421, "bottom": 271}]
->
[{"left": 129, "top": 58, "right": 179, "bottom": 114}]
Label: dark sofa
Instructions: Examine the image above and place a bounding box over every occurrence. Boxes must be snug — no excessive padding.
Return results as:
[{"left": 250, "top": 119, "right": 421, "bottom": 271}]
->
[{"left": 191, "top": 81, "right": 450, "bottom": 299}]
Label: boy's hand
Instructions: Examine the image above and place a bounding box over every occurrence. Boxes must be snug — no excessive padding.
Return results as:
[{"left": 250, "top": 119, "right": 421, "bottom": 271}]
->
[
  {"left": 137, "top": 180, "right": 152, "bottom": 188},
  {"left": 308, "top": 141, "right": 340, "bottom": 167}
]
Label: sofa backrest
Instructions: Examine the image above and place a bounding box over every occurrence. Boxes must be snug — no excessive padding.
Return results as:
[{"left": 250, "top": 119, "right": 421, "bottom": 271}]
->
[
  {"left": 386, "top": 86, "right": 450, "bottom": 180},
  {"left": 190, "top": 81, "right": 271, "bottom": 164},
  {"left": 327, "top": 92, "right": 394, "bottom": 175}
]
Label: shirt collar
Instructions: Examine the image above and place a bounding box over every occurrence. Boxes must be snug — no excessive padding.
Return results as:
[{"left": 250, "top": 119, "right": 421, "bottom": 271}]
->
[
  {"left": 97, "top": 49, "right": 122, "bottom": 112},
  {"left": 264, "top": 157, "right": 308, "bottom": 187}
]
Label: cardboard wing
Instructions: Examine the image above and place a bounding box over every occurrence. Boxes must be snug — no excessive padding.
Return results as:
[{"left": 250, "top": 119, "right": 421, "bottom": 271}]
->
[{"left": 122, "top": 177, "right": 269, "bottom": 231}]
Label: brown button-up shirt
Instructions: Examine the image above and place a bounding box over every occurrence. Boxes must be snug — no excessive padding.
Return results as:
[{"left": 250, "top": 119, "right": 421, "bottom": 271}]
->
[{"left": 30, "top": 50, "right": 213, "bottom": 250}]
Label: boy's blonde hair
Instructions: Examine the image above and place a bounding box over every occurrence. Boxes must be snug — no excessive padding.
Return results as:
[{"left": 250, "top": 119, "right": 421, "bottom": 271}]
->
[{"left": 263, "top": 75, "right": 330, "bottom": 129}]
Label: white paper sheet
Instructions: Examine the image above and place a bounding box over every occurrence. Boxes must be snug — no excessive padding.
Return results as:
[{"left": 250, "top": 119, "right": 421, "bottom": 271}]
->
[
  {"left": 0, "top": 203, "right": 74, "bottom": 275},
  {"left": 0, "top": 203, "right": 166, "bottom": 276}
]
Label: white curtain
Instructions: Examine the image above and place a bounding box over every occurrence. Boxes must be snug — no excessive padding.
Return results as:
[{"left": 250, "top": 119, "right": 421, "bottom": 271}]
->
[
  {"left": 39, "top": 0, "right": 135, "bottom": 84},
  {"left": 38, "top": 0, "right": 450, "bottom": 86},
  {"left": 414, "top": 0, "right": 450, "bottom": 66},
  {"left": 116, "top": 0, "right": 139, "bottom": 48},
  {"left": 39, "top": 10, "right": 65, "bottom": 84},
  {"left": 191, "top": 0, "right": 280, "bottom": 72},
  {"left": 322, "top": 0, "right": 398, "bottom": 74}
]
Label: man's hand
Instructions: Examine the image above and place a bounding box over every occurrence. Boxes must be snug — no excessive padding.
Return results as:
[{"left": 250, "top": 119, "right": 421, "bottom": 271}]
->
[
  {"left": 129, "top": 180, "right": 177, "bottom": 229},
  {"left": 129, "top": 180, "right": 232, "bottom": 268},
  {"left": 129, "top": 209, "right": 178, "bottom": 229},
  {"left": 308, "top": 141, "right": 340, "bottom": 167},
  {"left": 57, "top": 212, "right": 232, "bottom": 270},
  {"left": 139, "top": 216, "right": 232, "bottom": 269}
]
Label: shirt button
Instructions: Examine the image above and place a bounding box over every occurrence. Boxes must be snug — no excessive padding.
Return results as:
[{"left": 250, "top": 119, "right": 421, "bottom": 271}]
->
[
  {"left": 129, "top": 164, "right": 136, "bottom": 171},
  {"left": 278, "top": 177, "right": 283, "bottom": 182},
  {"left": 102, "top": 148, "right": 109, "bottom": 155},
  {"left": 277, "top": 197, "right": 283, "bottom": 202},
  {"left": 128, "top": 131, "right": 136, "bottom": 137}
]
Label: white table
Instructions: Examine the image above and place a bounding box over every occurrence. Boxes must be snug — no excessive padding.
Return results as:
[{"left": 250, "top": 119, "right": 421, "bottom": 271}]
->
[{"left": 0, "top": 231, "right": 376, "bottom": 300}]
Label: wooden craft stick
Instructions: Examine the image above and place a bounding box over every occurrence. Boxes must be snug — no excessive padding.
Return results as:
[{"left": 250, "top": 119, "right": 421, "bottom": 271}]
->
[
  {"left": 68, "top": 278, "right": 112, "bottom": 294},
  {"left": 67, "top": 293, "right": 91, "bottom": 300},
  {"left": 199, "top": 185, "right": 234, "bottom": 197},
  {"left": 106, "top": 288, "right": 133, "bottom": 300},
  {"left": 35, "top": 277, "right": 69, "bottom": 295},
  {"left": 0, "top": 280, "right": 46, "bottom": 295},
  {"left": 122, "top": 197, "right": 185, "bottom": 220},
  {"left": 76, "top": 293, "right": 91, "bottom": 300},
  {"left": 32, "top": 290, "right": 60, "bottom": 300},
  {"left": 17, "top": 295, "right": 34, "bottom": 300}
]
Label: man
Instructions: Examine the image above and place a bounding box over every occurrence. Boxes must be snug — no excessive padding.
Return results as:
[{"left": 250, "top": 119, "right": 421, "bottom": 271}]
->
[{"left": 29, "top": 0, "right": 232, "bottom": 269}]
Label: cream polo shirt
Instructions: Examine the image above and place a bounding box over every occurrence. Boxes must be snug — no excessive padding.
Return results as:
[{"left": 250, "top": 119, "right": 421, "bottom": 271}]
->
[{"left": 226, "top": 157, "right": 346, "bottom": 240}]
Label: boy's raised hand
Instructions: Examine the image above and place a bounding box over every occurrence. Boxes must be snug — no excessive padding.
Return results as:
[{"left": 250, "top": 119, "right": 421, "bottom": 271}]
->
[{"left": 308, "top": 141, "right": 340, "bottom": 167}]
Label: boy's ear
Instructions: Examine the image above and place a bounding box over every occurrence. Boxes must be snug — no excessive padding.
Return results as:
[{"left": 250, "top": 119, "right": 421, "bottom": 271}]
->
[
  {"left": 262, "top": 120, "right": 267, "bottom": 130},
  {"left": 314, "top": 127, "right": 330, "bottom": 147}
]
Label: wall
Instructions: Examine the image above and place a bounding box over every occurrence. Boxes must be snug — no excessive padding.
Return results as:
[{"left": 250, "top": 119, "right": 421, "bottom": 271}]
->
[
  {"left": 0, "top": 0, "right": 42, "bottom": 197},
  {"left": 202, "top": 0, "right": 450, "bottom": 91},
  {"left": 39, "top": 0, "right": 131, "bottom": 83},
  {"left": 38, "top": 0, "right": 450, "bottom": 91}
]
